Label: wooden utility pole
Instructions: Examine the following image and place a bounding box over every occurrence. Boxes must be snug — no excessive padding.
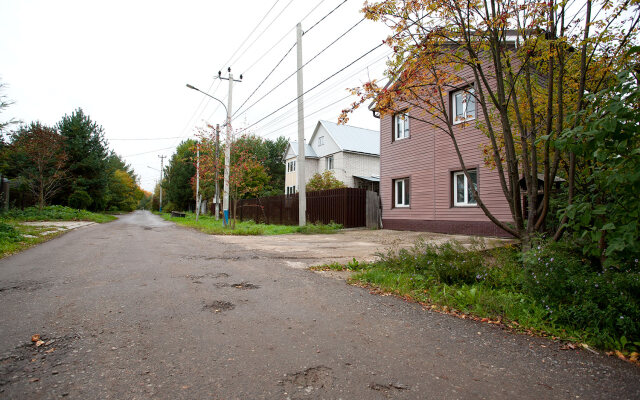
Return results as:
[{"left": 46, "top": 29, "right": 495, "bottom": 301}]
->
[{"left": 296, "top": 22, "right": 306, "bottom": 226}]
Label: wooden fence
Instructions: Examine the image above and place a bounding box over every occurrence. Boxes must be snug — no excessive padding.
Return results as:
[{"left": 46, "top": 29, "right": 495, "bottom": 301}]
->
[{"left": 236, "top": 188, "right": 377, "bottom": 228}]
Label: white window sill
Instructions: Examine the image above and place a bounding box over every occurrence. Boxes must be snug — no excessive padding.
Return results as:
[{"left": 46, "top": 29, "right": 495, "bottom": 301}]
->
[{"left": 452, "top": 118, "right": 476, "bottom": 125}]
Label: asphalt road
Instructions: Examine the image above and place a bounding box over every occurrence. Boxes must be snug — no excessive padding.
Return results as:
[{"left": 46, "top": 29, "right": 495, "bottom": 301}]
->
[{"left": 0, "top": 211, "right": 638, "bottom": 399}]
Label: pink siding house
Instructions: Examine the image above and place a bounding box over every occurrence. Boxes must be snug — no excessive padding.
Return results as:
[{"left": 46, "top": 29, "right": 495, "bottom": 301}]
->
[{"left": 377, "top": 92, "right": 514, "bottom": 237}]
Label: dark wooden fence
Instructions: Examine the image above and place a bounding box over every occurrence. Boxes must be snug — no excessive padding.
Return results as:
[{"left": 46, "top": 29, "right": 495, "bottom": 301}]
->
[{"left": 236, "top": 188, "right": 369, "bottom": 228}]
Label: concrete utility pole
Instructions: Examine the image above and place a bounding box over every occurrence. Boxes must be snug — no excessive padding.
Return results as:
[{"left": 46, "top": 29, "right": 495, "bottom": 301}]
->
[
  {"left": 296, "top": 22, "right": 306, "bottom": 226},
  {"left": 195, "top": 145, "right": 200, "bottom": 222},
  {"left": 158, "top": 155, "right": 166, "bottom": 212},
  {"left": 214, "top": 124, "right": 220, "bottom": 220},
  {"left": 218, "top": 68, "right": 242, "bottom": 227}
]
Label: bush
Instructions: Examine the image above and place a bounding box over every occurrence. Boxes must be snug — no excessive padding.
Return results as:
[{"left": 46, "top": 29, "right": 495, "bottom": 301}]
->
[
  {"left": 68, "top": 190, "right": 93, "bottom": 210},
  {"left": 0, "top": 222, "right": 22, "bottom": 242},
  {"left": 522, "top": 241, "right": 640, "bottom": 348},
  {"left": 1, "top": 205, "right": 115, "bottom": 223}
]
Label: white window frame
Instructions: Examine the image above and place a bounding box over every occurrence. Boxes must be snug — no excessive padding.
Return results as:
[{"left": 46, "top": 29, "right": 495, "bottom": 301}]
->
[
  {"left": 394, "top": 112, "right": 410, "bottom": 140},
  {"left": 318, "top": 136, "right": 325, "bottom": 146},
  {"left": 452, "top": 87, "right": 476, "bottom": 124},
  {"left": 393, "top": 178, "right": 410, "bottom": 208},
  {"left": 287, "top": 160, "right": 296, "bottom": 172},
  {"left": 453, "top": 170, "right": 478, "bottom": 206},
  {"left": 326, "top": 155, "right": 334, "bottom": 170}
]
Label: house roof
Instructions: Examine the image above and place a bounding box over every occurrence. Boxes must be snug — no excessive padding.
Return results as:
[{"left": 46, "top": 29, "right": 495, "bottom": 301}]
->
[
  {"left": 286, "top": 141, "right": 318, "bottom": 158},
  {"left": 312, "top": 120, "right": 379, "bottom": 156}
]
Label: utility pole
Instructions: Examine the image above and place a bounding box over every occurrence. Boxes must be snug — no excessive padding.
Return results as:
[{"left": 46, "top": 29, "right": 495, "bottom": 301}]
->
[
  {"left": 158, "top": 155, "right": 166, "bottom": 212},
  {"left": 296, "top": 22, "right": 306, "bottom": 226},
  {"left": 195, "top": 144, "right": 200, "bottom": 222},
  {"left": 218, "top": 68, "right": 242, "bottom": 227},
  {"left": 214, "top": 124, "right": 220, "bottom": 220}
]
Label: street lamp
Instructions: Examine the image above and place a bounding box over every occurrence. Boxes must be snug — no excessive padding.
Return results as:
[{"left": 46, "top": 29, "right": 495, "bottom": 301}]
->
[{"left": 186, "top": 83, "right": 231, "bottom": 227}]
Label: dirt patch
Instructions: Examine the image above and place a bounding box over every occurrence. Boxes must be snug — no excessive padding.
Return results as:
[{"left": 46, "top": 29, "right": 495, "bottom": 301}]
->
[
  {"left": 279, "top": 366, "right": 333, "bottom": 397},
  {"left": 202, "top": 301, "right": 235, "bottom": 313}
]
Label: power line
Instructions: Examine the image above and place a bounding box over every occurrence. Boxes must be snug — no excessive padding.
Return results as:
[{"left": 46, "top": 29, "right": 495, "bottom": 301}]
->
[
  {"left": 240, "top": 0, "right": 329, "bottom": 75},
  {"left": 228, "top": 0, "right": 297, "bottom": 69},
  {"left": 221, "top": 0, "right": 283, "bottom": 70},
  {"left": 233, "top": 42, "right": 296, "bottom": 117},
  {"left": 108, "top": 136, "right": 183, "bottom": 141},
  {"left": 234, "top": 16, "right": 367, "bottom": 120},
  {"left": 304, "top": 0, "right": 349, "bottom": 36},
  {"left": 240, "top": 41, "right": 386, "bottom": 133},
  {"left": 124, "top": 146, "right": 177, "bottom": 158}
]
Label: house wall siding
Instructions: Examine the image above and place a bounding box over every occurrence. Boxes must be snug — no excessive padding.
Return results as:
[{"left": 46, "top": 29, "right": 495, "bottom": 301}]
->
[{"left": 380, "top": 82, "right": 513, "bottom": 235}]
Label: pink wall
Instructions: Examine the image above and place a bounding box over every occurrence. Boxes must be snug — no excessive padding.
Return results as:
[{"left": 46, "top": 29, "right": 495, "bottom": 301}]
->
[{"left": 379, "top": 99, "right": 514, "bottom": 235}]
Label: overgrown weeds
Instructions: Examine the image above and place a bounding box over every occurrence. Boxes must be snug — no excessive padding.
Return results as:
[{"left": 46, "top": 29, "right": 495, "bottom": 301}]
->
[
  {"left": 1, "top": 205, "right": 116, "bottom": 223},
  {"left": 345, "top": 238, "right": 639, "bottom": 352}
]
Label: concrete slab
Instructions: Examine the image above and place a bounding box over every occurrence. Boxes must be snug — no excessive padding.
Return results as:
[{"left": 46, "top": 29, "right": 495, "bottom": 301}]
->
[{"left": 215, "top": 228, "right": 515, "bottom": 269}]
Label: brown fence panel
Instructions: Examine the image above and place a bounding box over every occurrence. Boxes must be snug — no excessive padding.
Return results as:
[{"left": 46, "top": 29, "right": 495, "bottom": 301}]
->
[{"left": 236, "top": 188, "right": 367, "bottom": 228}]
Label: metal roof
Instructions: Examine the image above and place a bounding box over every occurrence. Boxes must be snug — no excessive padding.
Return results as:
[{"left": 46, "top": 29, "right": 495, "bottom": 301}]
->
[
  {"left": 287, "top": 141, "right": 318, "bottom": 158},
  {"left": 317, "top": 120, "right": 379, "bottom": 156},
  {"left": 353, "top": 175, "right": 380, "bottom": 182}
]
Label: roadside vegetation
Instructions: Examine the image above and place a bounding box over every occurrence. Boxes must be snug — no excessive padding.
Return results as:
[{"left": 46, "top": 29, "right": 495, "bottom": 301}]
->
[
  {"left": 0, "top": 205, "right": 115, "bottom": 257},
  {"left": 318, "top": 239, "right": 639, "bottom": 358},
  {"left": 160, "top": 212, "right": 341, "bottom": 236}
]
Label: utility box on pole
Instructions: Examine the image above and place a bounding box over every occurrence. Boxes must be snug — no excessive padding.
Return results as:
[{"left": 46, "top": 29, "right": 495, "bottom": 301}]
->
[{"left": 296, "top": 22, "right": 306, "bottom": 226}]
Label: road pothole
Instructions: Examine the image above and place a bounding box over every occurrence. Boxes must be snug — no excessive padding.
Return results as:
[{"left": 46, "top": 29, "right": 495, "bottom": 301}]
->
[
  {"left": 186, "top": 272, "right": 230, "bottom": 281},
  {"left": 0, "top": 281, "right": 49, "bottom": 294},
  {"left": 0, "top": 333, "right": 80, "bottom": 387},
  {"left": 202, "top": 301, "right": 235, "bottom": 313},
  {"left": 369, "top": 381, "right": 410, "bottom": 392},
  {"left": 279, "top": 366, "right": 333, "bottom": 396}
]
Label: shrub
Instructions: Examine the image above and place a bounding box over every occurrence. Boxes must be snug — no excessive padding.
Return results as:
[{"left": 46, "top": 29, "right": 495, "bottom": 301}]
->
[
  {"left": 522, "top": 241, "right": 640, "bottom": 348},
  {"left": 68, "top": 190, "right": 92, "bottom": 210},
  {"left": 0, "top": 222, "right": 22, "bottom": 242}
]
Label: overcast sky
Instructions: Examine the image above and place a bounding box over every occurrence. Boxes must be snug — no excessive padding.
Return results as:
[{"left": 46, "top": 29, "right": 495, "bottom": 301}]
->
[{"left": 0, "top": 0, "right": 391, "bottom": 192}]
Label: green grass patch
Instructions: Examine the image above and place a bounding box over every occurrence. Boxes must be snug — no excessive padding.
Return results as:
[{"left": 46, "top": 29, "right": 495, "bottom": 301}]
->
[
  {"left": 160, "top": 212, "right": 342, "bottom": 236},
  {"left": 344, "top": 238, "right": 640, "bottom": 352},
  {"left": 0, "top": 206, "right": 116, "bottom": 258},
  {"left": 2, "top": 205, "right": 117, "bottom": 223}
]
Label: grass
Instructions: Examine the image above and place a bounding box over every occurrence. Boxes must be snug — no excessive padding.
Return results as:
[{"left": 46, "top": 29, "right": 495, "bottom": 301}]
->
[
  {"left": 329, "top": 238, "right": 639, "bottom": 354},
  {"left": 0, "top": 205, "right": 116, "bottom": 258},
  {"left": 159, "top": 212, "right": 342, "bottom": 236}
]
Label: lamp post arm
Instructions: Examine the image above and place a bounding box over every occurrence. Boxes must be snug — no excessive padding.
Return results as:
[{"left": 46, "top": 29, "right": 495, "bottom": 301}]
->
[{"left": 185, "top": 84, "right": 228, "bottom": 116}]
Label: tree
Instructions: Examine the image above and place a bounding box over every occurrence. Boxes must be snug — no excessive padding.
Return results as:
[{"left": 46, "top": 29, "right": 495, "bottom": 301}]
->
[
  {"left": 306, "top": 171, "right": 346, "bottom": 191},
  {"left": 555, "top": 61, "right": 640, "bottom": 267},
  {"left": 10, "top": 122, "right": 67, "bottom": 209},
  {"left": 228, "top": 138, "right": 269, "bottom": 229},
  {"left": 0, "top": 80, "right": 19, "bottom": 137},
  {"left": 341, "top": 0, "right": 639, "bottom": 244},
  {"left": 163, "top": 140, "right": 196, "bottom": 211},
  {"left": 107, "top": 169, "right": 143, "bottom": 212},
  {"left": 57, "top": 108, "right": 110, "bottom": 210}
]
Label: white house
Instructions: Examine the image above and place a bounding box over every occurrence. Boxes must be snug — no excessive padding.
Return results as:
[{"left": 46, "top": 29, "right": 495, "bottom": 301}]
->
[{"left": 284, "top": 120, "right": 380, "bottom": 194}]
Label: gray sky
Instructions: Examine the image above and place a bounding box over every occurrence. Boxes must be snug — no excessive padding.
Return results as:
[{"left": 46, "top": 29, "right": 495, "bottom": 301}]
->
[{"left": 0, "top": 0, "right": 391, "bottom": 192}]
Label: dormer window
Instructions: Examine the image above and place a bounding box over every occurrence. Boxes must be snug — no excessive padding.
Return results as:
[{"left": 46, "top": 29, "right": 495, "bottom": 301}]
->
[
  {"left": 393, "top": 112, "right": 409, "bottom": 140},
  {"left": 318, "top": 136, "right": 325, "bottom": 146},
  {"left": 452, "top": 87, "right": 476, "bottom": 124}
]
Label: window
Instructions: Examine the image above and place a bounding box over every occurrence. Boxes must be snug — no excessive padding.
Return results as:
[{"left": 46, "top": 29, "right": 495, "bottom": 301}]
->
[
  {"left": 452, "top": 87, "right": 476, "bottom": 124},
  {"left": 318, "top": 136, "right": 325, "bottom": 146},
  {"left": 393, "top": 178, "right": 410, "bottom": 207},
  {"left": 394, "top": 112, "right": 410, "bottom": 140},
  {"left": 326, "top": 155, "right": 334, "bottom": 170},
  {"left": 453, "top": 170, "right": 478, "bottom": 206},
  {"left": 286, "top": 186, "right": 296, "bottom": 195},
  {"left": 287, "top": 160, "right": 296, "bottom": 172}
]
